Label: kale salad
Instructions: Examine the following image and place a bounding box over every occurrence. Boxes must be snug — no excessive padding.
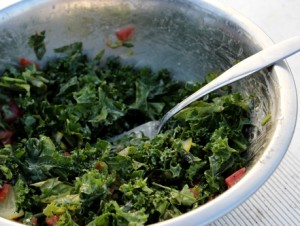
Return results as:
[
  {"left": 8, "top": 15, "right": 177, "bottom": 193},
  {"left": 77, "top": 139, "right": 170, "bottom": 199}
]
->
[{"left": 0, "top": 31, "right": 252, "bottom": 226}]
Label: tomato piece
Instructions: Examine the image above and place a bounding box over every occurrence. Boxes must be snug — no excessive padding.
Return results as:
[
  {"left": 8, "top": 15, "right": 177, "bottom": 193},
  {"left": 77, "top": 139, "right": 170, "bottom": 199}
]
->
[
  {"left": 95, "top": 161, "right": 108, "bottom": 173},
  {"left": 63, "top": 151, "right": 71, "bottom": 157},
  {"left": 0, "top": 184, "right": 11, "bottom": 201},
  {"left": 225, "top": 167, "right": 246, "bottom": 188},
  {"left": 19, "top": 57, "right": 33, "bottom": 67},
  {"left": 115, "top": 25, "right": 136, "bottom": 41},
  {"left": 46, "top": 215, "right": 59, "bottom": 226},
  {"left": 19, "top": 57, "right": 40, "bottom": 68},
  {"left": 189, "top": 186, "right": 200, "bottom": 198},
  {"left": 0, "top": 130, "right": 14, "bottom": 145},
  {"left": 0, "top": 184, "right": 24, "bottom": 219},
  {"left": 31, "top": 216, "right": 39, "bottom": 226},
  {"left": 3, "top": 101, "right": 23, "bottom": 123},
  {"left": 95, "top": 162, "right": 102, "bottom": 171}
]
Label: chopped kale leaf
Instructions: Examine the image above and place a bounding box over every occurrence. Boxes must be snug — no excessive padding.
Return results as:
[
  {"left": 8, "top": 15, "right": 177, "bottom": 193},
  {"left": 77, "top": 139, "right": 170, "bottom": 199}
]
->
[{"left": 0, "top": 41, "right": 252, "bottom": 225}]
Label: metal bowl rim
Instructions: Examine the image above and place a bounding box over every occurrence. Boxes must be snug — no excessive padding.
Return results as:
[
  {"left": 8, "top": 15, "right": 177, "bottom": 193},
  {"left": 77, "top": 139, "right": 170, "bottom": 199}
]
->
[{"left": 0, "top": 0, "right": 297, "bottom": 225}]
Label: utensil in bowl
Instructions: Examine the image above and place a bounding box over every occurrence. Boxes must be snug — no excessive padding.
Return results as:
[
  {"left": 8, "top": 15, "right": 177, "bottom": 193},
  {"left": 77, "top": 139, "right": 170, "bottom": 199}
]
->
[
  {"left": 112, "top": 36, "right": 300, "bottom": 141},
  {"left": 0, "top": 0, "right": 297, "bottom": 225}
]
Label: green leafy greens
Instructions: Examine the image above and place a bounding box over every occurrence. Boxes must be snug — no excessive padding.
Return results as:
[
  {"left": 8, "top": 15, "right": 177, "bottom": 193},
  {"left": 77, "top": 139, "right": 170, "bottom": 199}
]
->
[
  {"left": 0, "top": 40, "right": 251, "bottom": 225},
  {"left": 28, "top": 31, "right": 46, "bottom": 60}
]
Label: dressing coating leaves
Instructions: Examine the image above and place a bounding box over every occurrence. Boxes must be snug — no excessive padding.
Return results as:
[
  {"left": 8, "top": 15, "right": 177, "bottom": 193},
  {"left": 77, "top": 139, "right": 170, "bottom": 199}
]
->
[{"left": 0, "top": 41, "right": 252, "bottom": 225}]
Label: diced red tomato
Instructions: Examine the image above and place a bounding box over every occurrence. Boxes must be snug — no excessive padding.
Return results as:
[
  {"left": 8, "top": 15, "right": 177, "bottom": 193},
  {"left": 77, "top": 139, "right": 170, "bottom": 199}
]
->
[
  {"left": 95, "top": 162, "right": 102, "bottom": 171},
  {"left": 189, "top": 186, "right": 200, "bottom": 198},
  {"left": 31, "top": 216, "right": 39, "bottom": 226},
  {"left": 3, "top": 101, "right": 23, "bottom": 123},
  {"left": 0, "top": 130, "right": 14, "bottom": 145},
  {"left": 63, "top": 151, "right": 71, "bottom": 157},
  {"left": 19, "top": 57, "right": 33, "bottom": 67},
  {"left": 115, "top": 25, "right": 136, "bottom": 41},
  {"left": 0, "top": 184, "right": 11, "bottom": 201},
  {"left": 95, "top": 161, "right": 108, "bottom": 172},
  {"left": 19, "top": 57, "right": 40, "bottom": 69},
  {"left": 225, "top": 167, "right": 246, "bottom": 188},
  {"left": 46, "top": 215, "right": 59, "bottom": 226}
]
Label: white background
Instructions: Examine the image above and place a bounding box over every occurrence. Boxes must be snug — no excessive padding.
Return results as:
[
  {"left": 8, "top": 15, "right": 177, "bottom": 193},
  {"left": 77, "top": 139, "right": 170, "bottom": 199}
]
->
[{"left": 1, "top": 0, "right": 300, "bottom": 225}]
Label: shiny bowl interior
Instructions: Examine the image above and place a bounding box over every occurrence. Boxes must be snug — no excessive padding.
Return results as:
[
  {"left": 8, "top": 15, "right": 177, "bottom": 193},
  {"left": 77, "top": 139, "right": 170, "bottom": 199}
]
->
[{"left": 0, "top": 0, "right": 297, "bottom": 225}]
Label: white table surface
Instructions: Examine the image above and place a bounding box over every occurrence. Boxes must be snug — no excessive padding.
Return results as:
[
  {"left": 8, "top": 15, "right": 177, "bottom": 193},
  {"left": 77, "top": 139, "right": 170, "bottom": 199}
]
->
[{"left": 1, "top": 1, "right": 300, "bottom": 225}]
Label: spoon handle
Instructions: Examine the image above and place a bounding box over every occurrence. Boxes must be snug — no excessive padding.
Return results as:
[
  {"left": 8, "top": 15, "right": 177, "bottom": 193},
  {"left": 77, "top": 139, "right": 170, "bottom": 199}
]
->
[{"left": 159, "top": 36, "right": 300, "bottom": 131}]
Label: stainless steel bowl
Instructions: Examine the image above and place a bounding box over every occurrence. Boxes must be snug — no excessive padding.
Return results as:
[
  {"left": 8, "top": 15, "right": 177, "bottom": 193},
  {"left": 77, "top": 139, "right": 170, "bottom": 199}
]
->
[{"left": 0, "top": 0, "right": 297, "bottom": 225}]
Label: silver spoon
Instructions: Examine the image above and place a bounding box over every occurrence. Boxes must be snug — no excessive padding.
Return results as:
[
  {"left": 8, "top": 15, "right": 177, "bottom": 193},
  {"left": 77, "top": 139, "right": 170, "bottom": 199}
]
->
[{"left": 112, "top": 36, "right": 300, "bottom": 141}]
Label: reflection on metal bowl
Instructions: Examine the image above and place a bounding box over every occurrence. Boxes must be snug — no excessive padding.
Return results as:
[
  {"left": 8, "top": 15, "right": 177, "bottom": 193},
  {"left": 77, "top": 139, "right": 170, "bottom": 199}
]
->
[{"left": 0, "top": 0, "right": 297, "bottom": 225}]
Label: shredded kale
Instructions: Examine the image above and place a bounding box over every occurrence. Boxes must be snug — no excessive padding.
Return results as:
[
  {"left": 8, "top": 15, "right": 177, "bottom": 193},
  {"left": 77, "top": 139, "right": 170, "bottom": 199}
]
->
[
  {"left": 28, "top": 31, "right": 46, "bottom": 60},
  {"left": 0, "top": 40, "right": 252, "bottom": 225}
]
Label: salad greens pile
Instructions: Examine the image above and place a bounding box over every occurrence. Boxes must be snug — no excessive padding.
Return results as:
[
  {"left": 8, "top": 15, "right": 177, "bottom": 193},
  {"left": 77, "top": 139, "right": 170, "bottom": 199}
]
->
[{"left": 0, "top": 38, "right": 251, "bottom": 225}]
